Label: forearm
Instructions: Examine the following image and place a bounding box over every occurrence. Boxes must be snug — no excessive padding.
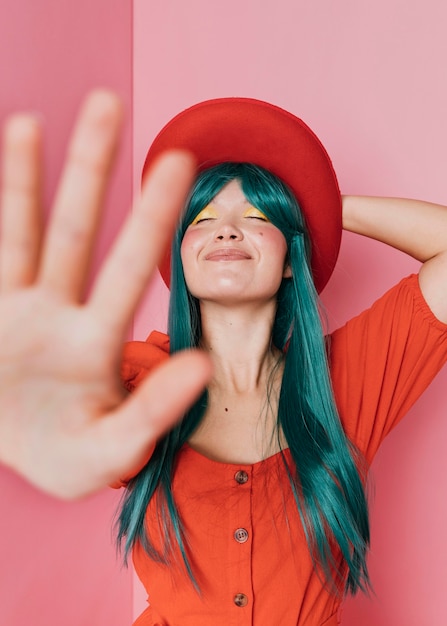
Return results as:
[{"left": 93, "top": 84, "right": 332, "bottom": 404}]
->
[{"left": 342, "top": 195, "right": 447, "bottom": 262}]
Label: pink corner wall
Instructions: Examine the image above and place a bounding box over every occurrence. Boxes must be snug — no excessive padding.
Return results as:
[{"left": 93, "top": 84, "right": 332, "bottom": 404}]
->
[
  {"left": 133, "top": 1, "right": 447, "bottom": 624},
  {"left": 0, "top": 2, "right": 133, "bottom": 625}
]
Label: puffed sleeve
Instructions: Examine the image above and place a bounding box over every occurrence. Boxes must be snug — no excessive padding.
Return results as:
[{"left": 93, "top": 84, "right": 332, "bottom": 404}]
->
[
  {"left": 330, "top": 274, "right": 447, "bottom": 464},
  {"left": 120, "top": 330, "right": 170, "bottom": 392},
  {"left": 110, "top": 330, "right": 171, "bottom": 488}
]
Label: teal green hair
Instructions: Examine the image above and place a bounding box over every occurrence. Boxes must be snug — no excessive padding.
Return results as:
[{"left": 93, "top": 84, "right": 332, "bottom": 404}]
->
[{"left": 117, "top": 163, "right": 370, "bottom": 595}]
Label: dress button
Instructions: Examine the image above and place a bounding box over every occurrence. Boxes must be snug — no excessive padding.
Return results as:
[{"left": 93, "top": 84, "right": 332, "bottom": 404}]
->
[
  {"left": 234, "top": 470, "right": 249, "bottom": 484},
  {"left": 234, "top": 528, "right": 249, "bottom": 543},
  {"left": 234, "top": 593, "right": 248, "bottom": 607}
]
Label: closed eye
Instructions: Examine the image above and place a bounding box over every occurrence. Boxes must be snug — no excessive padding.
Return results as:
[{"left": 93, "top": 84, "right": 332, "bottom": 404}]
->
[
  {"left": 194, "top": 217, "right": 218, "bottom": 225},
  {"left": 242, "top": 207, "right": 270, "bottom": 222},
  {"left": 190, "top": 206, "right": 219, "bottom": 225},
  {"left": 246, "top": 215, "right": 269, "bottom": 222}
]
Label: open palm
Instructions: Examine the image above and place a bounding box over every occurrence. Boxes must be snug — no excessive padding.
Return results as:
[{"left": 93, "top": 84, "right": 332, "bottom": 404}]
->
[{"left": 0, "top": 91, "right": 211, "bottom": 498}]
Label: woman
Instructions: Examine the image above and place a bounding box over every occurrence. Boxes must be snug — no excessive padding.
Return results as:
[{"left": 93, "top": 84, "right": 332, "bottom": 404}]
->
[
  {"left": 115, "top": 99, "right": 447, "bottom": 625},
  {"left": 0, "top": 92, "right": 446, "bottom": 625}
]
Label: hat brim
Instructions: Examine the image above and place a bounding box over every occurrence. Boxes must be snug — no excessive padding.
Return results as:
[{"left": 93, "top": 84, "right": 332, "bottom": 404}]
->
[{"left": 142, "top": 98, "right": 341, "bottom": 293}]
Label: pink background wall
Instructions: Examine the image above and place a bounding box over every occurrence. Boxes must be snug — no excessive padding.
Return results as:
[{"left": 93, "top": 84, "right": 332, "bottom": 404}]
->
[
  {"left": 133, "top": 1, "right": 447, "bottom": 624},
  {"left": 0, "top": 2, "right": 133, "bottom": 625}
]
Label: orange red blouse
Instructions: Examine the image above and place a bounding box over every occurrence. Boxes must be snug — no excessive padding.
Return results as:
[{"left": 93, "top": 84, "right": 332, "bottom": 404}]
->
[{"left": 119, "top": 275, "right": 447, "bottom": 626}]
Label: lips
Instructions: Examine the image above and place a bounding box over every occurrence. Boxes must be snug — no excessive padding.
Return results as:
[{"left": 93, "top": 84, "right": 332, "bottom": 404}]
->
[{"left": 204, "top": 248, "right": 252, "bottom": 261}]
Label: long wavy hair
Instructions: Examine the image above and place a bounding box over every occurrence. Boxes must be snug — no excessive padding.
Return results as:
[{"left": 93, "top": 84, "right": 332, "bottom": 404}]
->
[{"left": 117, "top": 162, "right": 370, "bottom": 595}]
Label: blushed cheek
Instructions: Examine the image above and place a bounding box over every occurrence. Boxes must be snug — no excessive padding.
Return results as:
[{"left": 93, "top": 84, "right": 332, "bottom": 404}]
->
[
  {"left": 179, "top": 241, "right": 190, "bottom": 279},
  {"left": 180, "top": 232, "right": 195, "bottom": 264},
  {"left": 180, "top": 247, "right": 193, "bottom": 279},
  {"left": 181, "top": 228, "right": 202, "bottom": 251},
  {"left": 180, "top": 236, "right": 200, "bottom": 292}
]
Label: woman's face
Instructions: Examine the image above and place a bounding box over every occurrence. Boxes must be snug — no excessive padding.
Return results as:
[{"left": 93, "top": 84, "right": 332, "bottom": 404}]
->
[{"left": 180, "top": 179, "right": 291, "bottom": 305}]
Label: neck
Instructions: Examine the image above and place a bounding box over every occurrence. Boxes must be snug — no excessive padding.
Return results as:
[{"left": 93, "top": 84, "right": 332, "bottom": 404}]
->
[{"left": 199, "top": 299, "right": 282, "bottom": 393}]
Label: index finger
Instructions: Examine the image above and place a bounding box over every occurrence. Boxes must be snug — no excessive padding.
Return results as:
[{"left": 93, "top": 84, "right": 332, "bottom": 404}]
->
[{"left": 89, "top": 150, "right": 196, "bottom": 332}]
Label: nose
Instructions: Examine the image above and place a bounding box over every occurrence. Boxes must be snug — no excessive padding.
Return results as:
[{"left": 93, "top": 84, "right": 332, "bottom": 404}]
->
[{"left": 214, "top": 221, "right": 243, "bottom": 241}]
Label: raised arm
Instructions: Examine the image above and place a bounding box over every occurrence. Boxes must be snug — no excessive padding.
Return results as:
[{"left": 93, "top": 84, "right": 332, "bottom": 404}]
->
[
  {"left": 342, "top": 195, "right": 447, "bottom": 323},
  {"left": 0, "top": 91, "right": 212, "bottom": 499}
]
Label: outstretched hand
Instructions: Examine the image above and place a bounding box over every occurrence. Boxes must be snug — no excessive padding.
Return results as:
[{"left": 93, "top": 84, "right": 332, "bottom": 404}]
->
[{"left": 0, "top": 91, "right": 212, "bottom": 498}]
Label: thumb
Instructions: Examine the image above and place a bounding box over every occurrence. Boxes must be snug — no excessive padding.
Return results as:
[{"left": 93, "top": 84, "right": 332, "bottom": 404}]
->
[{"left": 96, "top": 350, "right": 213, "bottom": 484}]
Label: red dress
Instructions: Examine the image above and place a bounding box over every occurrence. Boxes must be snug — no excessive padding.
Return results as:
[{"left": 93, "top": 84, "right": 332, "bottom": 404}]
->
[{"left": 118, "top": 275, "right": 447, "bottom": 626}]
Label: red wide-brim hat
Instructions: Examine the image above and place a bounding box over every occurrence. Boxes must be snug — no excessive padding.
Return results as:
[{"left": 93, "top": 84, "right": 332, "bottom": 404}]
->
[{"left": 142, "top": 98, "right": 342, "bottom": 293}]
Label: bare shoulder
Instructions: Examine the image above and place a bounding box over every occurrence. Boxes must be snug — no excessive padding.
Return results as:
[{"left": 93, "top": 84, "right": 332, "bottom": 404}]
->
[{"left": 418, "top": 251, "right": 447, "bottom": 324}]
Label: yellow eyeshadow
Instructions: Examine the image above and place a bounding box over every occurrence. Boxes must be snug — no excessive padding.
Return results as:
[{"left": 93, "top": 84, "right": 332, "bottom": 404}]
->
[
  {"left": 242, "top": 206, "right": 269, "bottom": 221},
  {"left": 190, "top": 206, "right": 219, "bottom": 225}
]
